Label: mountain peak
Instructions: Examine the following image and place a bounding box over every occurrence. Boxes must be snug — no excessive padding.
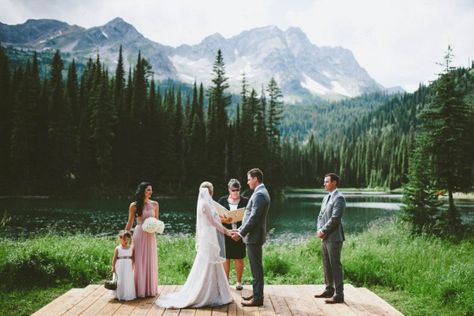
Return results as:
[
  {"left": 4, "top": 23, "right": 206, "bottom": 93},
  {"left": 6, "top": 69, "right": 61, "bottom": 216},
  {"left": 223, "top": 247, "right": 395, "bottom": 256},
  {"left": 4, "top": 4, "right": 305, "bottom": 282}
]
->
[
  {"left": 201, "top": 32, "right": 226, "bottom": 44},
  {"left": 285, "top": 27, "right": 309, "bottom": 41},
  {"left": 0, "top": 18, "right": 82, "bottom": 45},
  {"left": 23, "top": 18, "right": 67, "bottom": 26},
  {"left": 104, "top": 17, "right": 130, "bottom": 28},
  {"left": 240, "top": 25, "right": 283, "bottom": 38},
  {"left": 0, "top": 19, "right": 385, "bottom": 102}
]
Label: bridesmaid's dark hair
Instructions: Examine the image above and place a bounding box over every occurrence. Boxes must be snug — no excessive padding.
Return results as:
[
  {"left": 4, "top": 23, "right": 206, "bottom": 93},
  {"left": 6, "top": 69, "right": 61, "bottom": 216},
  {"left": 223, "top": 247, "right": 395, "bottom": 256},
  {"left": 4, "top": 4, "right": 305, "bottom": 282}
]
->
[{"left": 134, "top": 181, "right": 152, "bottom": 217}]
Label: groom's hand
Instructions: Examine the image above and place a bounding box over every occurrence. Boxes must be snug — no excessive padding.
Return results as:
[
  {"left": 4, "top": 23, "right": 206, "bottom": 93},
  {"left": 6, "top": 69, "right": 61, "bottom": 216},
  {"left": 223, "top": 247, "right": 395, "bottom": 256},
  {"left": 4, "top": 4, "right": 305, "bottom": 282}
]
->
[
  {"left": 230, "top": 231, "right": 241, "bottom": 241},
  {"left": 317, "top": 230, "right": 327, "bottom": 240}
]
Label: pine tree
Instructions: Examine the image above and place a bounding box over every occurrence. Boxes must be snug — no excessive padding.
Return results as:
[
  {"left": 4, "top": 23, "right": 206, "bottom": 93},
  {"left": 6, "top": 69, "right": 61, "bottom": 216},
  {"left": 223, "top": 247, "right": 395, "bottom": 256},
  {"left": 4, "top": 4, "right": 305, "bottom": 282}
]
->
[
  {"left": 111, "top": 45, "right": 128, "bottom": 185},
  {"left": 239, "top": 80, "right": 257, "bottom": 178},
  {"left": 9, "top": 52, "right": 45, "bottom": 191},
  {"left": 266, "top": 77, "right": 284, "bottom": 184},
  {"left": 187, "top": 82, "right": 207, "bottom": 189},
  {"left": 420, "top": 46, "right": 472, "bottom": 228},
  {"left": 173, "top": 86, "right": 185, "bottom": 190},
  {"left": 77, "top": 58, "right": 96, "bottom": 187},
  {"left": 90, "top": 58, "right": 117, "bottom": 188},
  {"left": 207, "top": 49, "right": 231, "bottom": 185},
  {"left": 130, "top": 52, "right": 152, "bottom": 181},
  {"left": 401, "top": 133, "right": 442, "bottom": 234},
  {"left": 48, "top": 50, "right": 74, "bottom": 190},
  {"left": 0, "top": 46, "right": 11, "bottom": 192}
]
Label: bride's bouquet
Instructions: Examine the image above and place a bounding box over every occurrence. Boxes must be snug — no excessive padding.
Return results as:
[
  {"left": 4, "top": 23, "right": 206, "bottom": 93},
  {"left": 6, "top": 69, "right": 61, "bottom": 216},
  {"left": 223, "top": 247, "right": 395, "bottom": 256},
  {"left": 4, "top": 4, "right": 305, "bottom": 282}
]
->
[{"left": 142, "top": 217, "right": 165, "bottom": 234}]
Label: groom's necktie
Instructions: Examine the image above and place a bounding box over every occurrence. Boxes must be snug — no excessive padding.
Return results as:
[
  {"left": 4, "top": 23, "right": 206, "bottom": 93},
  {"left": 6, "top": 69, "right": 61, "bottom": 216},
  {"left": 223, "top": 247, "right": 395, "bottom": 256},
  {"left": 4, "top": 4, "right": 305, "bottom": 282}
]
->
[{"left": 324, "top": 194, "right": 332, "bottom": 209}]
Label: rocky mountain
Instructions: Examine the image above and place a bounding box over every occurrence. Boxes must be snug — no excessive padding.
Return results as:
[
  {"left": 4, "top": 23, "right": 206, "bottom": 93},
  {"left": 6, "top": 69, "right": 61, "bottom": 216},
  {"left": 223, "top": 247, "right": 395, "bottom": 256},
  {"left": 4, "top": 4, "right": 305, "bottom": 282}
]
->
[{"left": 0, "top": 17, "right": 389, "bottom": 102}]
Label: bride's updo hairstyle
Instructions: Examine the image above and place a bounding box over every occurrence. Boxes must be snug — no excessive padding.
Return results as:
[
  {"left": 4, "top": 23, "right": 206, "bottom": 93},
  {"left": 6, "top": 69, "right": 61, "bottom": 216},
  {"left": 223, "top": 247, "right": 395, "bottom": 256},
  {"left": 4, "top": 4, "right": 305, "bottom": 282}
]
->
[{"left": 199, "top": 181, "right": 214, "bottom": 196}]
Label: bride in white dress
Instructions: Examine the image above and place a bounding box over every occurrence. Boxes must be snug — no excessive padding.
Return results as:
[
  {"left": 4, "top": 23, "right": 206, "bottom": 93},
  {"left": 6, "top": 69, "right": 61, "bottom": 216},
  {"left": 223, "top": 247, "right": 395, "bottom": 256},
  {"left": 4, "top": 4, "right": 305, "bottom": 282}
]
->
[{"left": 155, "top": 182, "right": 233, "bottom": 308}]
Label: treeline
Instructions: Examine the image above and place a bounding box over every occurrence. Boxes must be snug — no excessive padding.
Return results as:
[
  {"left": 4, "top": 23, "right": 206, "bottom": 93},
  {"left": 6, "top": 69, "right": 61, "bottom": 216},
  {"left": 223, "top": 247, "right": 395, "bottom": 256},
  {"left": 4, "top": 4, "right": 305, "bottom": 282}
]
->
[
  {"left": 282, "top": 61, "right": 473, "bottom": 189},
  {"left": 1, "top": 44, "right": 472, "bottom": 195},
  {"left": 281, "top": 91, "right": 419, "bottom": 188},
  {"left": 0, "top": 46, "right": 284, "bottom": 195}
]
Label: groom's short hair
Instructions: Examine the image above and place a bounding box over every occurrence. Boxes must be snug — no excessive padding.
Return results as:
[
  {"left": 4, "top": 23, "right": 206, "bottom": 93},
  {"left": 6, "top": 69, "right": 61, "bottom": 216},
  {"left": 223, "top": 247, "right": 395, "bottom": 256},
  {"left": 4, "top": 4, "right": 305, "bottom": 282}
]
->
[
  {"left": 325, "top": 173, "right": 340, "bottom": 185},
  {"left": 248, "top": 168, "right": 263, "bottom": 183}
]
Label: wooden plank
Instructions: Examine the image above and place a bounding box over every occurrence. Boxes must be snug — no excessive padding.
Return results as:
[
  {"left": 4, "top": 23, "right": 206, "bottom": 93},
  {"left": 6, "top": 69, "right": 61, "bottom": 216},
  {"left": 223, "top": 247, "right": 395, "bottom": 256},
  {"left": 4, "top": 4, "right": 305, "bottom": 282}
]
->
[
  {"left": 266, "top": 284, "right": 292, "bottom": 316},
  {"left": 293, "top": 285, "right": 325, "bottom": 316},
  {"left": 343, "top": 284, "right": 379, "bottom": 316},
  {"left": 33, "top": 288, "right": 85, "bottom": 316},
  {"left": 257, "top": 284, "right": 274, "bottom": 316},
  {"left": 178, "top": 308, "right": 197, "bottom": 315},
  {"left": 33, "top": 284, "right": 405, "bottom": 316},
  {"left": 211, "top": 303, "right": 229, "bottom": 315},
  {"left": 162, "top": 285, "right": 182, "bottom": 316},
  {"left": 278, "top": 284, "right": 306, "bottom": 316},
  {"left": 146, "top": 285, "right": 177, "bottom": 316},
  {"left": 228, "top": 287, "right": 244, "bottom": 316},
  {"left": 308, "top": 284, "right": 347, "bottom": 316},
  {"left": 306, "top": 284, "right": 358, "bottom": 316},
  {"left": 78, "top": 287, "right": 118, "bottom": 315},
  {"left": 357, "top": 288, "right": 404, "bottom": 316},
  {"left": 63, "top": 285, "right": 106, "bottom": 315},
  {"left": 114, "top": 299, "right": 141, "bottom": 316},
  {"left": 95, "top": 294, "right": 123, "bottom": 316},
  {"left": 129, "top": 285, "right": 165, "bottom": 316},
  {"left": 194, "top": 307, "right": 212, "bottom": 316}
]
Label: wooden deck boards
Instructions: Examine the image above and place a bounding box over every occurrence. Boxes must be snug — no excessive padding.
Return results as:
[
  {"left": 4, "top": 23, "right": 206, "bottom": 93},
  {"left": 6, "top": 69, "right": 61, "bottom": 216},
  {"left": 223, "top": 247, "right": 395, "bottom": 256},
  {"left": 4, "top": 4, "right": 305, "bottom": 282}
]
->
[{"left": 33, "top": 284, "right": 403, "bottom": 315}]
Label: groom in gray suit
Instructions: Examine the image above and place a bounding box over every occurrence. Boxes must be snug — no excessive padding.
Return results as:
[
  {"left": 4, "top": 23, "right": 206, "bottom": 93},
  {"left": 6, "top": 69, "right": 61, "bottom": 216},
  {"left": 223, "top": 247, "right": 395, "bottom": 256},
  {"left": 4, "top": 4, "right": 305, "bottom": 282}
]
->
[
  {"left": 315, "top": 173, "right": 346, "bottom": 304},
  {"left": 231, "top": 168, "right": 270, "bottom": 307}
]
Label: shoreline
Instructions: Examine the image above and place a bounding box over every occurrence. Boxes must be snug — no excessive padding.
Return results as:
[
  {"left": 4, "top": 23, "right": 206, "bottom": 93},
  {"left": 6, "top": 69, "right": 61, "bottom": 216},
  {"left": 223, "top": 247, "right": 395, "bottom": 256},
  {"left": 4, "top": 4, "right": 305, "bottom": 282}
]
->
[{"left": 1, "top": 189, "right": 473, "bottom": 200}]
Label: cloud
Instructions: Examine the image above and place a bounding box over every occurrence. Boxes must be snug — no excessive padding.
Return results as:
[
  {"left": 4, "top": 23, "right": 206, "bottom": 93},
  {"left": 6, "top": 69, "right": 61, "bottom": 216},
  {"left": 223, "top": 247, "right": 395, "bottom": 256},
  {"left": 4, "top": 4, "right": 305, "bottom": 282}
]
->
[
  {"left": 1, "top": 0, "right": 473, "bottom": 91},
  {"left": 286, "top": 0, "right": 474, "bottom": 90}
]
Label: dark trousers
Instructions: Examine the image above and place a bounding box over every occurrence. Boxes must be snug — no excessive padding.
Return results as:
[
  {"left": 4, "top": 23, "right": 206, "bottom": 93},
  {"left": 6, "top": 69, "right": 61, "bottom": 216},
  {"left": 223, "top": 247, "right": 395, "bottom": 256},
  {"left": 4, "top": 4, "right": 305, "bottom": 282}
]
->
[
  {"left": 246, "top": 243, "right": 264, "bottom": 303},
  {"left": 321, "top": 240, "right": 344, "bottom": 298}
]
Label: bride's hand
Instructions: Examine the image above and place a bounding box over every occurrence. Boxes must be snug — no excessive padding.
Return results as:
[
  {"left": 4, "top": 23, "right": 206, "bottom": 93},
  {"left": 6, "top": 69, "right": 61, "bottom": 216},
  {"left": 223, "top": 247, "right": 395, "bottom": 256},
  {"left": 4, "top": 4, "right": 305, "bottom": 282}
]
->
[{"left": 225, "top": 229, "right": 231, "bottom": 236}]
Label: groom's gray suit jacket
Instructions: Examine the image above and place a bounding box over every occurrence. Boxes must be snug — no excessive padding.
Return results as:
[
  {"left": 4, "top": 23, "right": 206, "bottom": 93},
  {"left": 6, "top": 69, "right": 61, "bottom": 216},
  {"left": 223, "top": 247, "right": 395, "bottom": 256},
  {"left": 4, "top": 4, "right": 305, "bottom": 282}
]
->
[
  {"left": 317, "top": 189, "right": 345, "bottom": 242},
  {"left": 239, "top": 184, "right": 270, "bottom": 244}
]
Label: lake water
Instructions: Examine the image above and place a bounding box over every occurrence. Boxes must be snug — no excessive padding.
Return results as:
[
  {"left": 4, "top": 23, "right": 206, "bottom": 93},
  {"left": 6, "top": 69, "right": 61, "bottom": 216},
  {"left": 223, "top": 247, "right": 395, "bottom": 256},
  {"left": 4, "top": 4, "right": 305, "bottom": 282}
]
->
[{"left": 1, "top": 190, "right": 472, "bottom": 241}]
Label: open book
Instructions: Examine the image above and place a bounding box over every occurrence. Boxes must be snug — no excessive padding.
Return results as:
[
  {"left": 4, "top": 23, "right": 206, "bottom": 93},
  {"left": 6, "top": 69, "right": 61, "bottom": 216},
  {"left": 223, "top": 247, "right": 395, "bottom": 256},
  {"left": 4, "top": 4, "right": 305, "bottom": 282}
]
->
[{"left": 212, "top": 200, "right": 245, "bottom": 223}]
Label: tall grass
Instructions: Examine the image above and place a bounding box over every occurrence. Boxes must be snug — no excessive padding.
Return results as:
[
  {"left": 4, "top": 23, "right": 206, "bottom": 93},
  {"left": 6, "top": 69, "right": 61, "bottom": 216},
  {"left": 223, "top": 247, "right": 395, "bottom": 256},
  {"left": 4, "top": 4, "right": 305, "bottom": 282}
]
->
[
  {"left": 1, "top": 222, "right": 473, "bottom": 315},
  {"left": 343, "top": 221, "right": 474, "bottom": 316}
]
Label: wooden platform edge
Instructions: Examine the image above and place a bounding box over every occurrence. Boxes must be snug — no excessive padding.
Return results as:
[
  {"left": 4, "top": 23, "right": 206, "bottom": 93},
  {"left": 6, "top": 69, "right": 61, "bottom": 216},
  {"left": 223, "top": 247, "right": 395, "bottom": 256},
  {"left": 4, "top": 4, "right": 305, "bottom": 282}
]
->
[{"left": 32, "top": 284, "right": 404, "bottom": 316}]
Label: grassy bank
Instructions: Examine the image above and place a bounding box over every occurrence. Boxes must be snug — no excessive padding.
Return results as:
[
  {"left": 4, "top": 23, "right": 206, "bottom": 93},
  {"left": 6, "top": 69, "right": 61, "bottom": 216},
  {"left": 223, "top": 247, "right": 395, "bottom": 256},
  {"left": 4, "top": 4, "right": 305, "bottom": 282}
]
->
[{"left": 1, "top": 222, "right": 473, "bottom": 315}]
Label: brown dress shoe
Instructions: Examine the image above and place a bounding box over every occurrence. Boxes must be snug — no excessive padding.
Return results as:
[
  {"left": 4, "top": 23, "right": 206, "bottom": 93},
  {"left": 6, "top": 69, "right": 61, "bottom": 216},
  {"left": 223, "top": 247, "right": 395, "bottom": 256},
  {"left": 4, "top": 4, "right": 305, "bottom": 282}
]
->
[
  {"left": 242, "top": 294, "right": 253, "bottom": 300},
  {"left": 325, "top": 296, "right": 344, "bottom": 304},
  {"left": 241, "top": 299, "right": 263, "bottom": 307},
  {"left": 314, "top": 291, "right": 334, "bottom": 298}
]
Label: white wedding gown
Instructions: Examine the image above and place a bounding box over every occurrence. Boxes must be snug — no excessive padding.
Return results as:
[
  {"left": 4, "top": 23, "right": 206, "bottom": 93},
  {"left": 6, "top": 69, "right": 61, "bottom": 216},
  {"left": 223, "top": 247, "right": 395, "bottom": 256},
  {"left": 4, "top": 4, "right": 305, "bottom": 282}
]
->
[{"left": 155, "top": 188, "right": 232, "bottom": 308}]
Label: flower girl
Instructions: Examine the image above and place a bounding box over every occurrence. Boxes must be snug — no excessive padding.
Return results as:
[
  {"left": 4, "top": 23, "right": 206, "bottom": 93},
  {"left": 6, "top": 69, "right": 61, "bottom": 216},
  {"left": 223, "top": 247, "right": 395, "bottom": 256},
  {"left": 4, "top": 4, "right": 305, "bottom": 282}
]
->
[{"left": 111, "top": 230, "right": 136, "bottom": 301}]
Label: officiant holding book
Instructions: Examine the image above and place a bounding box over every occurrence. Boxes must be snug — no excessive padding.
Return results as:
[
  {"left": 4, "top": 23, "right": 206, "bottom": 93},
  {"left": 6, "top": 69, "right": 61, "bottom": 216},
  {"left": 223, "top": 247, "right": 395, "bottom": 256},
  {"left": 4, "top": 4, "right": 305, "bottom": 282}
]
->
[{"left": 218, "top": 178, "right": 248, "bottom": 291}]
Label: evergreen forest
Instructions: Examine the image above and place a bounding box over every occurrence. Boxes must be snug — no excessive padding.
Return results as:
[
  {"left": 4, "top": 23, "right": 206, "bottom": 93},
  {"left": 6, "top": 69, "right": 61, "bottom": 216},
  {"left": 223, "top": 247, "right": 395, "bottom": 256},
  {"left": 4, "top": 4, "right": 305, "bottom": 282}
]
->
[{"left": 0, "top": 45, "right": 473, "bottom": 199}]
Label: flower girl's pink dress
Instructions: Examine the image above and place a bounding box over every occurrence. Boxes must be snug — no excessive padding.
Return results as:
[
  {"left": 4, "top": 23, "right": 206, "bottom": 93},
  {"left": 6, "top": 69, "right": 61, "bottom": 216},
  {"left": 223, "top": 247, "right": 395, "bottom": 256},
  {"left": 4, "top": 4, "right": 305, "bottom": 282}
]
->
[{"left": 133, "top": 201, "right": 158, "bottom": 297}]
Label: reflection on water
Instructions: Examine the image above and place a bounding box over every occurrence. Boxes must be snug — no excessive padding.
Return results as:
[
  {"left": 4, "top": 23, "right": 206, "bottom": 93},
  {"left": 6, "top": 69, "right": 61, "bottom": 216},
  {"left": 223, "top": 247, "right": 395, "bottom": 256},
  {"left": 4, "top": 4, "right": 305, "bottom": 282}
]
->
[{"left": 1, "top": 190, "right": 472, "bottom": 241}]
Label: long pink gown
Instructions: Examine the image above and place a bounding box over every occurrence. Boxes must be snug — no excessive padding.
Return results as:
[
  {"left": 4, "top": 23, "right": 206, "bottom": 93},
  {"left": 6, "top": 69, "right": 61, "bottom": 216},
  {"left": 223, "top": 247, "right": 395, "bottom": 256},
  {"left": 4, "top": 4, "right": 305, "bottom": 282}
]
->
[{"left": 133, "top": 201, "right": 158, "bottom": 297}]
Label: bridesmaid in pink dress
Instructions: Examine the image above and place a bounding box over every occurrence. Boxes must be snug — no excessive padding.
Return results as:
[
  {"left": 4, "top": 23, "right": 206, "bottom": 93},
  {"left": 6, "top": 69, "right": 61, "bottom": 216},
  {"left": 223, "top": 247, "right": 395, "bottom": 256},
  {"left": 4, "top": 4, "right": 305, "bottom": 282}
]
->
[{"left": 125, "top": 182, "right": 159, "bottom": 297}]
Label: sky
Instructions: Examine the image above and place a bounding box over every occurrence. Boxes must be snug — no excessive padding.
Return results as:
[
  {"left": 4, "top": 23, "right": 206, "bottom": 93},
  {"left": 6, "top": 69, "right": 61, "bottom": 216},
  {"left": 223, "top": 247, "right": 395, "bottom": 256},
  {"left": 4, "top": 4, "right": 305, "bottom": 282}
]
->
[{"left": 1, "top": 0, "right": 473, "bottom": 92}]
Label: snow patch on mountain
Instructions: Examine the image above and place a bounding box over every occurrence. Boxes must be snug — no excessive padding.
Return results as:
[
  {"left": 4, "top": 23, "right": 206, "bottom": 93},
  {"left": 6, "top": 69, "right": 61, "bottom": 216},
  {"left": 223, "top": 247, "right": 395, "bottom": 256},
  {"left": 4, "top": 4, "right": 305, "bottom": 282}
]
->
[{"left": 302, "top": 73, "right": 330, "bottom": 95}]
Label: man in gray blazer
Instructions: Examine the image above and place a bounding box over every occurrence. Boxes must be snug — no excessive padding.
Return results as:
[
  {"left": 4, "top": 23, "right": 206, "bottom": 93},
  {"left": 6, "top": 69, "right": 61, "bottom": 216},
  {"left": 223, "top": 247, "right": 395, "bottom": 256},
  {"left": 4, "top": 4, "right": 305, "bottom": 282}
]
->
[
  {"left": 231, "top": 168, "right": 270, "bottom": 307},
  {"left": 315, "top": 173, "right": 346, "bottom": 304}
]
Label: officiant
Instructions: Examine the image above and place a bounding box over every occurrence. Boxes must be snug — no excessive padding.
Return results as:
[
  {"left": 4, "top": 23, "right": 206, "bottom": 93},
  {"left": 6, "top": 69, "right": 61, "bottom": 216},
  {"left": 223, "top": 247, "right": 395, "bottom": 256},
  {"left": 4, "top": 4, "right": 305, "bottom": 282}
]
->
[{"left": 218, "top": 178, "right": 249, "bottom": 291}]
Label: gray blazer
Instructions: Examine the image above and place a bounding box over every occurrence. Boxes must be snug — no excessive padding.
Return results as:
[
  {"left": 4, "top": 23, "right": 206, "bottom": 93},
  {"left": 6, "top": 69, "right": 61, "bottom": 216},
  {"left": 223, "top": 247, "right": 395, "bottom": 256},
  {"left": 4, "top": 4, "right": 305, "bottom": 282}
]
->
[
  {"left": 317, "top": 189, "right": 345, "bottom": 242},
  {"left": 239, "top": 184, "right": 270, "bottom": 244}
]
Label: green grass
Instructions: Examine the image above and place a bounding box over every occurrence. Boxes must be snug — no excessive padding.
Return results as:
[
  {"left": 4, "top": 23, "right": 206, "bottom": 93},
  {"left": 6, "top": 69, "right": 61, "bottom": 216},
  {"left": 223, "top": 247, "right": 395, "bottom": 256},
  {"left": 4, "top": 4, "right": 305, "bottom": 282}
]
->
[{"left": 1, "top": 223, "right": 473, "bottom": 316}]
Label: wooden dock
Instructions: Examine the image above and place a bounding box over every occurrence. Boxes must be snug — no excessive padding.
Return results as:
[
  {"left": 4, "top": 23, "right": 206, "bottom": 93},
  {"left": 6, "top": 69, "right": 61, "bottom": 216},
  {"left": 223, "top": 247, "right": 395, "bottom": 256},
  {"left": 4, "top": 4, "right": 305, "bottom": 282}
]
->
[{"left": 33, "top": 284, "right": 403, "bottom": 315}]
